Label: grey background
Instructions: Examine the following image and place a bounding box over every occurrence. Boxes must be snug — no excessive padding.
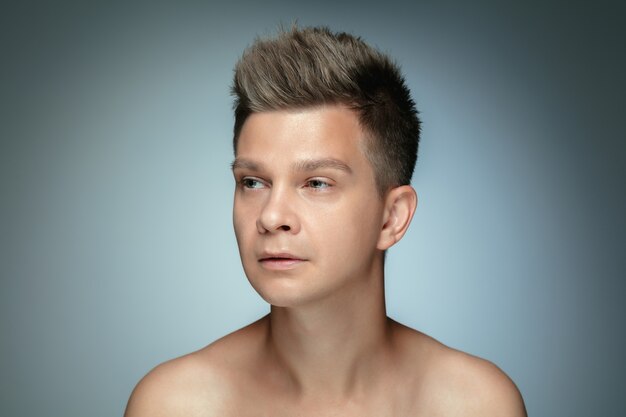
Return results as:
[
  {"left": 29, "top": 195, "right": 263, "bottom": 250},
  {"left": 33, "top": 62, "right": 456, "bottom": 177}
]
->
[{"left": 1, "top": 1, "right": 624, "bottom": 416}]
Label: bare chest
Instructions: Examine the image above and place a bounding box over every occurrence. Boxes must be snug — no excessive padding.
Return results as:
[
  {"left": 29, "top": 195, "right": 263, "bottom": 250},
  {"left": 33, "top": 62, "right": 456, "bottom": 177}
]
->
[{"left": 216, "top": 387, "right": 424, "bottom": 417}]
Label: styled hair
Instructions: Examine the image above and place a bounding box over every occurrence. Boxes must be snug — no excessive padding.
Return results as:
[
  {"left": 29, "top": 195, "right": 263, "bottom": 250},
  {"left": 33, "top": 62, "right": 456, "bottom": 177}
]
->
[{"left": 231, "top": 26, "right": 421, "bottom": 194}]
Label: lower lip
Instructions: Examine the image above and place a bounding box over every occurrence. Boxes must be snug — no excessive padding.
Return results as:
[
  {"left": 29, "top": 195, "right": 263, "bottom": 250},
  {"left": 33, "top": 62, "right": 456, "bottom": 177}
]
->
[{"left": 259, "top": 258, "right": 306, "bottom": 270}]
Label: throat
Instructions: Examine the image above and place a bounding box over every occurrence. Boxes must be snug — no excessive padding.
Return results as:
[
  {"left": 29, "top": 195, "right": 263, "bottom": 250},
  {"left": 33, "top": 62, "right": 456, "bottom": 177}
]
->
[{"left": 263, "top": 300, "right": 393, "bottom": 397}]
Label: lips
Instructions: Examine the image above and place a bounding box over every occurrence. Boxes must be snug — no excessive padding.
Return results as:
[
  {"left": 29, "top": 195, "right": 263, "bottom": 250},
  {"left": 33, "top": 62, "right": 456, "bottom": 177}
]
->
[{"left": 258, "top": 252, "right": 306, "bottom": 270}]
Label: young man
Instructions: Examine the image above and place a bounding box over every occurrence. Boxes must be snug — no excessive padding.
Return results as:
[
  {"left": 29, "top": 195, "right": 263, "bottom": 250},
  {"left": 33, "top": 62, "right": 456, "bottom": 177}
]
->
[{"left": 125, "top": 26, "right": 526, "bottom": 416}]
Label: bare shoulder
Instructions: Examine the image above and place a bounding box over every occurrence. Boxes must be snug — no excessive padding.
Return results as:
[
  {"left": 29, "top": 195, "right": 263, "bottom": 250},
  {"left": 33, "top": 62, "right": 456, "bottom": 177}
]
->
[
  {"left": 392, "top": 322, "right": 527, "bottom": 417},
  {"left": 123, "top": 350, "right": 230, "bottom": 417},
  {"left": 124, "top": 317, "right": 268, "bottom": 417},
  {"left": 430, "top": 346, "right": 527, "bottom": 417}
]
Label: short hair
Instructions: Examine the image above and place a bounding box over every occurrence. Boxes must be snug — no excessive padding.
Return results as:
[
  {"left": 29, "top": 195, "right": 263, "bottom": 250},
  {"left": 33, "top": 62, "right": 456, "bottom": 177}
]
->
[{"left": 231, "top": 26, "right": 421, "bottom": 194}]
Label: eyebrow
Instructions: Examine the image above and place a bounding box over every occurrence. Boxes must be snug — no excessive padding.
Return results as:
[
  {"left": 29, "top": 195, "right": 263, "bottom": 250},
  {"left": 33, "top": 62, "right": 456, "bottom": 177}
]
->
[
  {"left": 231, "top": 157, "right": 352, "bottom": 174},
  {"left": 293, "top": 158, "right": 353, "bottom": 174},
  {"left": 231, "top": 158, "right": 260, "bottom": 171}
]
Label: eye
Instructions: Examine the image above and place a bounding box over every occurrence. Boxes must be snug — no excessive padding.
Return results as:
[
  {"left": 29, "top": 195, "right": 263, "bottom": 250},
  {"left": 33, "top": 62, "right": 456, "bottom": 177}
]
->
[
  {"left": 241, "top": 177, "right": 265, "bottom": 189},
  {"left": 306, "top": 179, "right": 331, "bottom": 189}
]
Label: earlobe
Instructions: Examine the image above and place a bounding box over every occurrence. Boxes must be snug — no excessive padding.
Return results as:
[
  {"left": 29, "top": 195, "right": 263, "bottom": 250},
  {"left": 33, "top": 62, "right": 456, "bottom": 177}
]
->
[{"left": 377, "top": 185, "right": 417, "bottom": 251}]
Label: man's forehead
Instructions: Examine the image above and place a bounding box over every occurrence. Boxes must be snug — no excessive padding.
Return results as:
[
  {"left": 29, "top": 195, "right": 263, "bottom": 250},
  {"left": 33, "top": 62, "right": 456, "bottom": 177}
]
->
[{"left": 233, "top": 105, "right": 371, "bottom": 175}]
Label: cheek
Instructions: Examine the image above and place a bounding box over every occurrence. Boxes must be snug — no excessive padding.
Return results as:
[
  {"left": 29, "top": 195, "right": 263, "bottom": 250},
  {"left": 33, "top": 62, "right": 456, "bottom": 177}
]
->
[
  {"left": 232, "top": 204, "right": 243, "bottom": 243},
  {"left": 233, "top": 200, "right": 255, "bottom": 251},
  {"left": 310, "top": 197, "right": 382, "bottom": 253}
]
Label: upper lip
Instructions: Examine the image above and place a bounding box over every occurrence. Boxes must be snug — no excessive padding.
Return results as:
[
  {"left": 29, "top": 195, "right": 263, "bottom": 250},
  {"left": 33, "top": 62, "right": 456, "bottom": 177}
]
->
[{"left": 258, "top": 252, "right": 305, "bottom": 261}]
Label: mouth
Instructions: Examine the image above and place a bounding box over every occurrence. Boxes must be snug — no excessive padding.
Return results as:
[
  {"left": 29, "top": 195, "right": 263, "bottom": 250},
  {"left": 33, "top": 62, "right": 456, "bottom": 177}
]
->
[{"left": 258, "top": 253, "right": 307, "bottom": 270}]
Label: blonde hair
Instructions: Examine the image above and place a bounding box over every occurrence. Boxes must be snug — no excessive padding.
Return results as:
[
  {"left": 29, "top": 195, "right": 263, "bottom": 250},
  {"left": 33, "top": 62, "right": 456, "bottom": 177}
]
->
[{"left": 232, "top": 26, "right": 421, "bottom": 194}]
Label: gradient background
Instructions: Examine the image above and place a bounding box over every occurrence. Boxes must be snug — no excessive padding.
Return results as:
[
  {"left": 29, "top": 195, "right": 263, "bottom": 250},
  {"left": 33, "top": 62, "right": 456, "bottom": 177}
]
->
[{"left": 1, "top": 1, "right": 624, "bottom": 416}]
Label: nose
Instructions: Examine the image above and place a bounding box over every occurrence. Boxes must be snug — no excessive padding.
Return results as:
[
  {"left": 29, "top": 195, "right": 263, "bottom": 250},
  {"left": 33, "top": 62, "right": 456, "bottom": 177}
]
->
[{"left": 257, "top": 186, "right": 300, "bottom": 234}]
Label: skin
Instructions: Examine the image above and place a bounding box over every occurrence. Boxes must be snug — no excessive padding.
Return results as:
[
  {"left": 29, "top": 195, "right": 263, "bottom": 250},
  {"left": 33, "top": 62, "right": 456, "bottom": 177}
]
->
[{"left": 125, "top": 105, "right": 527, "bottom": 417}]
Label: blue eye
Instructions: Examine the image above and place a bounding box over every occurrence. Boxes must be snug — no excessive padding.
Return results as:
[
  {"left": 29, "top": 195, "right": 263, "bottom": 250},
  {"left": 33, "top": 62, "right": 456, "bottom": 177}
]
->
[
  {"left": 307, "top": 179, "right": 330, "bottom": 189},
  {"left": 242, "top": 178, "right": 264, "bottom": 189}
]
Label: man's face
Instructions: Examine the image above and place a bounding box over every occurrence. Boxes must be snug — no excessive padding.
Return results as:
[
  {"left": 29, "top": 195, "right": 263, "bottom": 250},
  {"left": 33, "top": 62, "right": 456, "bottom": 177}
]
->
[{"left": 232, "top": 105, "right": 386, "bottom": 307}]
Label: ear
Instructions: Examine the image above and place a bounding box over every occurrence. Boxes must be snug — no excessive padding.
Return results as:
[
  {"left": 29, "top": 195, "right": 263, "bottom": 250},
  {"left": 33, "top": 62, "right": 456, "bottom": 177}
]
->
[{"left": 377, "top": 185, "right": 418, "bottom": 251}]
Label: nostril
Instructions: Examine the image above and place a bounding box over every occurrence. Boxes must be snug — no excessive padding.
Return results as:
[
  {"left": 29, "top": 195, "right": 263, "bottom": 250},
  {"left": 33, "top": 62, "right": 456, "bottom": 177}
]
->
[{"left": 278, "top": 225, "right": 291, "bottom": 231}]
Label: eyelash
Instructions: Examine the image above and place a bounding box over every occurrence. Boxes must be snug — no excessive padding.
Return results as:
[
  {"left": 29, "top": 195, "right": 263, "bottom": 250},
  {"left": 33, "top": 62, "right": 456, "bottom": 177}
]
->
[
  {"left": 240, "top": 177, "right": 266, "bottom": 189},
  {"left": 305, "top": 179, "right": 331, "bottom": 190}
]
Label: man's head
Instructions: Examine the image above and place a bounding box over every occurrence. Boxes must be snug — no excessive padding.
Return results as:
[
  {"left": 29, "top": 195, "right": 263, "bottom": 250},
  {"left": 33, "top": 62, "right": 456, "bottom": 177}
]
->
[
  {"left": 230, "top": 27, "right": 420, "bottom": 307},
  {"left": 232, "top": 26, "right": 421, "bottom": 195}
]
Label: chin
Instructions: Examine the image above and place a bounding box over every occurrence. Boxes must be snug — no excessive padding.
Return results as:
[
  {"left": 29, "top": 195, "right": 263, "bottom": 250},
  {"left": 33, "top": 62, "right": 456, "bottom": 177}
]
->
[{"left": 247, "top": 274, "right": 325, "bottom": 308}]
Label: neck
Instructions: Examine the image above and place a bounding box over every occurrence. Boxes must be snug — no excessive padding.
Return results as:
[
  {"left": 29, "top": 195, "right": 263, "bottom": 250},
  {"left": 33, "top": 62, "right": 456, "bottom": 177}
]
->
[{"left": 263, "top": 263, "right": 394, "bottom": 399}]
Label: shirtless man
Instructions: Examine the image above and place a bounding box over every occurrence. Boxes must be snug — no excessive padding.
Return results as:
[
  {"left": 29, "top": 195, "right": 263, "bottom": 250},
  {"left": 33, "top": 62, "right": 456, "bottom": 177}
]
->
[{"left": 125, "top": 26, "right": 526, "bottom": 416}]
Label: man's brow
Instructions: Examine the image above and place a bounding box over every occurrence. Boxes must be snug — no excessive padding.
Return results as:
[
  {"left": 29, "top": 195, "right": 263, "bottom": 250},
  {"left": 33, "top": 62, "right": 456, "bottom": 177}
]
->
[
  {"left": 231, "top": 157, "right": 352, "bottom": 174},
  {"left": 293, "top": 158, "right": 352, "bottom": 174},
  {"left": 231, "top": 158, "right": 259, "bottom": 171}
]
